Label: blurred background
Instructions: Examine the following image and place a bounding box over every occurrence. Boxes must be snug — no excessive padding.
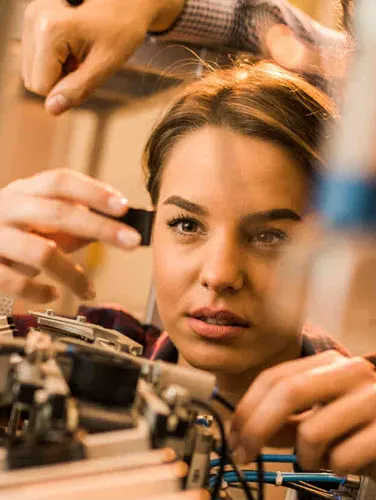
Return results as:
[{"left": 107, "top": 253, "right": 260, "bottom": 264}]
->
[{"left": 0, "top": 0, "right": 344, "bottom": 323}]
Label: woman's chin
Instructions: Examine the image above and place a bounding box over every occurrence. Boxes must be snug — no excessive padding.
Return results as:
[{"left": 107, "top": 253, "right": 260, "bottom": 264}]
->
[{"left": 181, "top": 345, "right": 254, "bottom": 375}]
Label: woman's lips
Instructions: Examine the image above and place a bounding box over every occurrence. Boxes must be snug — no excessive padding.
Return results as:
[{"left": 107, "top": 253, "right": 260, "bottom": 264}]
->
[{"left": 187, "top": 317, "right": 249, "bottom": 340}]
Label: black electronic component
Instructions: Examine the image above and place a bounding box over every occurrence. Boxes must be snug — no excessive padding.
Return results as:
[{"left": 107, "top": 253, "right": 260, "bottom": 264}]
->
[
  {"left": 77, "top": 400, "right": 135, "bottom": 433},
  {"left": 7, "top": 437, "right": 85, "bottom": 469},
  {"left": 50, "top": 394, "right": 67, "bottom": 421},
  {"left": 68, "top": 351, "right": 141, "bottom": 406},
  {"left": 93, "top": 207, "right": 155, "bottom": 246},
  {"left": 120, "top": 208, "right": 154, "bottom": 246}
]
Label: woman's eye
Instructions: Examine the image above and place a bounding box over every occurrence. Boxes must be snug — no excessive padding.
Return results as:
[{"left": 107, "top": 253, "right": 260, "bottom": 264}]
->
[
  {"left": 166, "top": 216, "right": 202, "bottom": 235},
  {"left": 177, "top": 220, "right": 198, "bottom": 233},
  {"left": 250, "top": 229, "right": 289, "bottom": 249}
]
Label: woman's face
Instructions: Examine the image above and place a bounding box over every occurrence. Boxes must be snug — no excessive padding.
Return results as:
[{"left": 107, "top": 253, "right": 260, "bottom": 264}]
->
[{"left": 152, "top": 125, "right": 310, "bottom": 376}]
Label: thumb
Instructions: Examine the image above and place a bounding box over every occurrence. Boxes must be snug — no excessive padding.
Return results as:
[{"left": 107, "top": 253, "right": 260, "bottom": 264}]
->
[
  {"left": 265, "top": 24, "right": 322, "bottom": 74},
  {"left": 45, "top": 47, "right": 120, "bottom": 115}
]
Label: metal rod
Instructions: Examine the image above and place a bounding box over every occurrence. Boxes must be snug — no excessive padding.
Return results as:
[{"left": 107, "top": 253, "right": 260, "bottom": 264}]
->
[{"left": 7, "top": 404, "right": 22, "bottom": 438}]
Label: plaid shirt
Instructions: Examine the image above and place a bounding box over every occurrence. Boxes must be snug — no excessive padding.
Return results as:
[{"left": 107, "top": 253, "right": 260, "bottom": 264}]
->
[
  {"left": 13, "top": 304, "right": 351, "bottom": 362},
  {"left": 156, "top": 0, "right": 348, "bottom": 68}
]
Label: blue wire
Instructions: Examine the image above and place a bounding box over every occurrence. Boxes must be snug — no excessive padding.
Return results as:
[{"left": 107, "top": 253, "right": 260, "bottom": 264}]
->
[
  {"left": 218, "top": 472, "right": 343, "bottom": 485},
  {"left": 210, "top": 454, "right": 297, "bottom": 469},
  {"left": 209, "top": 471, "right": 343, "bottom": 487},
  {"left": 260, "top": 454, "right": 297, "bottom": 463},
  {"left": 210, "top": 458, "right": 228, "bottom": 468},
  {"left": 196, "top": 417, "right": 211, "bottom": 427},
  {"left": 209, "top": 471, "right": 344, "bottom": 487}
]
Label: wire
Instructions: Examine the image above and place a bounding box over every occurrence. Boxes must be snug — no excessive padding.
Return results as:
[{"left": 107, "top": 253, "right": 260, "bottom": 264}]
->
[
  {"left": 211, "top": 389, "right": 264, "bottom": 500},
  {"left": 209, "top": 475, "right": 336, "bottom": 499},
  {"left": 219, "top": 471, "right": 343, "bottom": 485},
  {"left": 287, "top": 482, "right": 334, "bottom": 500},
  {"left": 212, "top": 390, "right": 235, "bottom": 412},
  {"left": 221, "top": 480, "right": 335, "bottom": 500},
  {"left": 191, "top": 399, "right": 228, "bottom": 500},
  {"left": 227, "top": 448, "right": 255, "bottom": 500},
  {"left": 260, "top": 454, "right": 297, "bottom": 463},
  {"left": 256, "top": 454, "right": 264, "bottom": 500},
  {"left": 192, "top": 398, "right": 254, "bottom": 500},
  {"left": 210, "top": 453, "right": 297, "bottom": 469},
  {"left": 299, "top": 481, "right": 334, "bottom": 496}
]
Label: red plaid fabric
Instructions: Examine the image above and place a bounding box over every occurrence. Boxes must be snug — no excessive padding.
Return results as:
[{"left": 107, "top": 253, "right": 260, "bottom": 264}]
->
[{"left": 13, "top": 304, "right": 359, "bottom": 364}]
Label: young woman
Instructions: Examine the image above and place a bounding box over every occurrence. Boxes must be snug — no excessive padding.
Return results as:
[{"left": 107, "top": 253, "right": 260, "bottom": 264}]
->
[{"left": 0, "top": 63, "right": 375, "bottom": 484}]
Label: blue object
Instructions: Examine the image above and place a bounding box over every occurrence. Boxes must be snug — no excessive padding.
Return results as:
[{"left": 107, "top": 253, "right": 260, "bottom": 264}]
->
[
  {"left": 210, "top": 471, "right": 344, "bottom": 487},
  {"left": 317, "top": 174, "right": 376, "bottom": 228},
  {"left": 210, "top": 454, "right": 297, "bottom": 469}
]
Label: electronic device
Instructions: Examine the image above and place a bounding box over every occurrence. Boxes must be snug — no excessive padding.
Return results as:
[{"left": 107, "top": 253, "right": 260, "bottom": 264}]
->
[
  {"left": 0, "top": 311, "right": 373, "bottom": 500},
  {"left": 93, "top": 207, "right": 155, "bottom": 246}
]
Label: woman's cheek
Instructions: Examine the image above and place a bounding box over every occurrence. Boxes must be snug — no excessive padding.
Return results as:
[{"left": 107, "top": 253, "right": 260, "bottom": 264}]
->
[
  {"left": 152, "top": 239, "right": 186, "bottom": 323},
  {"left": 247, "top": 254, "right": 278, "bottom": 299}
]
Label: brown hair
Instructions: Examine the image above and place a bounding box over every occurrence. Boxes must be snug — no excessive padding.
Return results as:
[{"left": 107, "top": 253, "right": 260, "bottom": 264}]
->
[{"left": 143, "top": 63, "right": 338, "bottom": 204}]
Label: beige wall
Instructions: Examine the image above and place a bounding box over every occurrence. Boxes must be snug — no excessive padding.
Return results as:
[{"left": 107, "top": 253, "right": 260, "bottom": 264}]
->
[{"left": 291, "top": 0, "right": 341, "bottom": 28}]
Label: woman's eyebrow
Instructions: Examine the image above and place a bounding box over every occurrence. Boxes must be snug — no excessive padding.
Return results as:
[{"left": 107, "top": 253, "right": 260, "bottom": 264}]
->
[
  {"left": 242, "top": 209, "right": 302, "bottom": 224},
  {"left": 162, "top": 196, "right": 209, "bottom": 216}
]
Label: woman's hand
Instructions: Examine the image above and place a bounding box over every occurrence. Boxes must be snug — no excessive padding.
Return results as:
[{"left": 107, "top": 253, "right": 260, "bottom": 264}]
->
[
  {"left": 0, "top": 168, "right": 142, "bottom": 303},
  {"left": 230, "top": 350, "right": 376, "bottom": 477}
]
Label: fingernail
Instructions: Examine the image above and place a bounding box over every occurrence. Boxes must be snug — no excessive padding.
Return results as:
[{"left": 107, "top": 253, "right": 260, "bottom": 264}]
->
[
  {"left": 46, "top": 94, "right": 70, "bottom": 115},
  {"left": 232, "top": 447, "right": 246, "bottom": 465},
  {"left": 117, "top": 229, "right": 141, "bottom": 248},
  {"left": 108, "top": 195, "right": 128, "bottom": 215}
]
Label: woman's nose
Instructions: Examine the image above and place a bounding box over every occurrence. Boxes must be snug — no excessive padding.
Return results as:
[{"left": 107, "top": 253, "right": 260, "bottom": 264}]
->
[{"left": 199, "top": 239, "right": 246, "bottom": 294}]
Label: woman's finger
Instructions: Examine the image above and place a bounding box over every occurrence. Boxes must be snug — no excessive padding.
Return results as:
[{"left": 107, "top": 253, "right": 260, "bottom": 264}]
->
[
  {"left": 297, "top": 382, "right": 376, "bottom": 471},
  {"left": 0, "top": 257, "right": 40, "bottom": 278},
  {"left": 0, "top": 194, "right": 141, "bottom": 249},
  {"left": 0, "top": 262, "right": 58, "bottom": 303},
  {"left": 328, "top": 420, "right": 376, "bottom": 475},
  {"left": 6, "top": 168, "right": 129, "bottom": 217},
  {"left": 231, "top": 350, "right": 343, "bottom": 439},
  {"left": 231, "top": 355, "right": 375, "bottom": 464},
  {"left": 0, "top": 226, "right": 95, "bottom": 300},
  {"left": 46, "top": 233, "right": 91, "bottom": 254}
]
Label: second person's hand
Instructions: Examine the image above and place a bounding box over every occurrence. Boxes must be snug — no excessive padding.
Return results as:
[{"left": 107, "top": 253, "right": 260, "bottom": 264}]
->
[{"left": 22, "top": 0, "right": 185, "bottom": 115}]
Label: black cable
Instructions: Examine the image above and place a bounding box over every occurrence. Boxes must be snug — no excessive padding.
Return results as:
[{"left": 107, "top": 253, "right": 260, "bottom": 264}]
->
[
  {"left": 212, "top": 391, "right": 264, "bottom": 500},
  {"left": 226, "top": 450, "right": 255, "bottom": 500},
  {"left": 212, "top": 392, "right": 235, "bottom": 412},
  {"left": 192, "top": 399, "right": 254, "bottom": 500},
  {"left": 256, "top": 454, "right": 265, "bottom": 500}
]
